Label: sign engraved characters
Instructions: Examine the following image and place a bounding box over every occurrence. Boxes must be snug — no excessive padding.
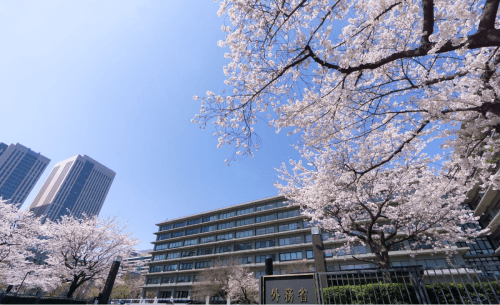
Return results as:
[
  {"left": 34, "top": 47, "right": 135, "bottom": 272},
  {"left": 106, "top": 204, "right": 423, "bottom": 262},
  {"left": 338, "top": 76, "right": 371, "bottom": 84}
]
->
[
  {"left": 271, "top": 288, "right": 280, "bottom": 302},
  {"left": 284, "top": 288, "right": 294, "bottom": 303},
  {"left": 298, "top": 287, "right": 308, "bottom": 303}
]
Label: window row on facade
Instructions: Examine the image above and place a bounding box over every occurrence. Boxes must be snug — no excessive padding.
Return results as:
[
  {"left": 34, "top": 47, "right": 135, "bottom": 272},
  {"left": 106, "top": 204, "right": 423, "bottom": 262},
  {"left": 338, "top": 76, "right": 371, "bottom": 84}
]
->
[
  {"left": 152, "top": 232, "right": 335, "bottom": 257},
  {"left": 149, "top": 250, "right": 315, "bottom": 274},
  {"left": 157, "top": 211, "right": 303, "bottom": 242},
  {"left": 158, "top": 200, "right": 289, "bottom": 232}
]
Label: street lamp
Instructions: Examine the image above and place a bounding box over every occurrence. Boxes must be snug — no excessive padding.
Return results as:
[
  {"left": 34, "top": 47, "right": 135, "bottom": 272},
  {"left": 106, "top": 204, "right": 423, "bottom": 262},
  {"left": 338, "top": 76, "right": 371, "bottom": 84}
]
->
[
  {"left": 16, "top": 271, "right": 35, "bottom": 294},
  {"left": 98, "top": 256, "right": 123, "bottom": 304}
]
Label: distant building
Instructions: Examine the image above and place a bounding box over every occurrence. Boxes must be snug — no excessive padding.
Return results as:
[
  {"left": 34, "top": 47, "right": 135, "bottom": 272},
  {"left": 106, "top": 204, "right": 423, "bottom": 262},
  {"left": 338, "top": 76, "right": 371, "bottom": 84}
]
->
[
  {"left": 29, "top": 154, "right": 115, "bottom": 221},
  {"left": 122, "top": 250, "right": 153, "bottom": 277},
  {"left": 0, "top": 142, "right": 50, "bottom": 207}
]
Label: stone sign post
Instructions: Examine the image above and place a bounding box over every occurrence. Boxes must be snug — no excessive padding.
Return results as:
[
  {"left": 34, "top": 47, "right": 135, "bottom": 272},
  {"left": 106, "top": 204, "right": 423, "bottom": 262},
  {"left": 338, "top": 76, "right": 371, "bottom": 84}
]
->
[{"left": 260, "top": 274, "right": 317, "bottom": 304}]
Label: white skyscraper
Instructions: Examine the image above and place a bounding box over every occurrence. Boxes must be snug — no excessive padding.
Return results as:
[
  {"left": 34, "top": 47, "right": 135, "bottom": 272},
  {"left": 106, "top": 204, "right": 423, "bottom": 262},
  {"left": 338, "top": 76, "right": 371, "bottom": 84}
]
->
[
  {"left": 0, "top": 142, "right": 50, "bottom": 207},
  {"left": 29, "top": 154, "right": 115, "bottom": 220}
]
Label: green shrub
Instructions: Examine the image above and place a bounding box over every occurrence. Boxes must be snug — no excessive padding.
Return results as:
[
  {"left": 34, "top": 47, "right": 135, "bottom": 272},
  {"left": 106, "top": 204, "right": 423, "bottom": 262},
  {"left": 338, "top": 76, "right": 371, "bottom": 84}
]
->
[{"left": 322, "top": 281, "right": 500, "bottom": 304}]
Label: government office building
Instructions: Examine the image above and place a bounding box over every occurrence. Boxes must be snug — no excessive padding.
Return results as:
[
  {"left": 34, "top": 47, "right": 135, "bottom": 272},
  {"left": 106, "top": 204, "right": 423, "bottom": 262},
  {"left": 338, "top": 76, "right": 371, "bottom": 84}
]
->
[{"left": 142, "top": 195, "right": 475, "bottom": 300}]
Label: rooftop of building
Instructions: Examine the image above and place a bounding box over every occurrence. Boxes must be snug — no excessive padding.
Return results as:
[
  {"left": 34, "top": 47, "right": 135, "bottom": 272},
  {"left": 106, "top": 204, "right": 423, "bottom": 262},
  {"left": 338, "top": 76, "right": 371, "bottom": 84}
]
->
[{"left": 155, "top": 195, "right": 286, "bottom": 226}]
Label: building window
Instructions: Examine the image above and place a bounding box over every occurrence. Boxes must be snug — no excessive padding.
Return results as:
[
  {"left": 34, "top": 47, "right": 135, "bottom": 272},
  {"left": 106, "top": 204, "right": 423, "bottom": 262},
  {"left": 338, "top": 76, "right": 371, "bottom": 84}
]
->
[
  {"left": 217, "top": 233, "right": 233, "bottom": 241},
  {"left": 198, "top": 248, "right": 213, "bottom": 255},
  {"left": 155, "top": 243, "right": 169, "bottom": 251},
  {"left": 175, "top": 291, "right": 189, "bottom": 298},
  {"left": 160, "top": 291, "right": 172, "bottom": 298},
  {"left": 200, "top": 236, "right": 215, "bottom": 244},
  {"left": 239, "top": 257, "right": 253, "bottom": 264},
  {"left": 196, "top": 261, "right": 211, "bottom": 269},
  {"left": 256, "top": 202, "right": 276, "bottom": 212},
  {"left": 182, "top": 250, "right": 196, "bottom": 257},
  {"left": 153, "top": 254, "right": 166, "bottom": 261},
  {"left": 235, "top": 243, "right": 253, "bottom": 251},
  {"left": 158, "top": 233, "right": 171, "bottom": 240},
  {"left": 177, "top": 275, "right": 192, "bottom": 282},
  {"left": 187, "top": 218, "right": 201, "bottom": 226},
  {"left": 305, "top": 235, "right": 312, "bottom": 243},
  {"left": 321, "top": 233, "right": 330, "bottom": 241},
  {"left": 186, "top": 228, "right": 200, "bottom": 235},
  {"left": 216, "top": 246, "right": 232, "bottom": 253},
  {"left": 280, "top": 251, "right": 303, "bottom": 261},
  {"left": 184, "top": 238, "right": 198, "bottom": 246},
  {"left": 164, "top": 264, "right": 178, "bottom": 271},
  {"left": 256, "top": 226, "right": 275, "bottom": 235},
  {"left": 277, "top": 210, "right": 300, "bottom": 219},
  {"left": 279, "top": 236, "right": 302, "bottom": 246},
  {"left": 169, "top": 241, "right": 182, "bottom": 249},
  {"left": 306, "top": 250, "right": 314, "bottom": 259},
  {"left": 255, "top": 270, "right": 266, "bottom": 278},
  {"left": 256, "top": 213, "right": 275, "bottom": 223},
  {"left": 256, "top": 254, "right": 276, "bottom": 263},
  {"left": 147, "top": 277, "right": 160, "bottom": 284},
  {"left": 218, "top": 221, "right": 235, "bottom": 230},
  {"left": 150, "top": 265, "right": 163, "bottom": 273},
  {"left": 236, "top": 229, "right": 253, "bottom": 238},
  {"left": 161, "top": 277, "right": 175, "bottom": 284},
  {"left": 201, "top": 225, "right": 216, "bottom": 233},
  {"left": 219, "top": 211, "right": 235, "bottom": 219},
  {"left": 255, "top": 240, "right": 275, "bottom": 249},
  {"left": 340, "top": 264, "right": 373, "bottom": 270},
  {"left": 203, "top": 215, "right": 217, "bottom": 222},
  {"left": 278, "top": 223, "right": 299, "bottom": 232},
  {"left": 159, "top": 224, "right": 172, "bottom": 231},
  {"left": 167, "top": 252, "right": 180, "bottom": 259},
  {"left": 457, "top": 237, "right": 495, "bottom": 255},
  {"left": 237, "top": 207, "right": 254, "bottom": 216},
  {"left": 179, "top": 263, "right": 193, "bottom": 270},
  {"left": 172, "top": 231, "right": 185, "bottom": 238},
  {"left": 173, "top": 221, "right": 186, "bottom": 229},
  {"left": 236, "top": 218, "right": 254, "bottom": 226},
  {"left": 276, "top": 201, "right": 287, "bottom": 208}
]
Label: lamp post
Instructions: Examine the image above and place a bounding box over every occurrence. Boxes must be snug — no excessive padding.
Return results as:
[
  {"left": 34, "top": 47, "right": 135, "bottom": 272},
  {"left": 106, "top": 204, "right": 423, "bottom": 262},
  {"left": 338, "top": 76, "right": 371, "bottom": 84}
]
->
[
  {"left": 16, "top": 271, "right": 35, "bottom": 294},
  {"left": 98, "top": 256, "right": 122, "bottom": 304}
]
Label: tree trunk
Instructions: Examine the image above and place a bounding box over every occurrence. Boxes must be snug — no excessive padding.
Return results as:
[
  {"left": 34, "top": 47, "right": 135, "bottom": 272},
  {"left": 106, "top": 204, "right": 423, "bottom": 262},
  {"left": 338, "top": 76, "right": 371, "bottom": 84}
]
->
[{"left": 66, "top": 276, "right": 81, "bottom": 298}]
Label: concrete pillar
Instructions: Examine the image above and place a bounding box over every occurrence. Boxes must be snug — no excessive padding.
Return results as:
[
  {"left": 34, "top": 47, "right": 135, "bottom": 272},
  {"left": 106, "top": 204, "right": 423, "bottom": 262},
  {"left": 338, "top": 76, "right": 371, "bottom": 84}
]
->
[
  {"left": 206, "top": 296, "right": 210, "bottom": 305},
  {"left": 226, "top": 297, "right": 230, "bottom": 305}
]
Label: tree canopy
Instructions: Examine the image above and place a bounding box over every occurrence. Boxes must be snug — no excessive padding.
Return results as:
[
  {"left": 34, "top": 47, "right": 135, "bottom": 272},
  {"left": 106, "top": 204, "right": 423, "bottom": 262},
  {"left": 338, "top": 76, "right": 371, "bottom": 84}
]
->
[{"left": 195, "top": 0, "right": 500, "bottom": 267}]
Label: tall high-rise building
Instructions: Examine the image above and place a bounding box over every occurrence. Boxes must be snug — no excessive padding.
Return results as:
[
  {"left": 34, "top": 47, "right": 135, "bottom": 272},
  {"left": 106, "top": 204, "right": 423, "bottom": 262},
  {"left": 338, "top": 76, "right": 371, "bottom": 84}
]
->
[
  {"left": 0, "top": 142, "right": 50, "bottom": 207},
  {"left": 29, "top": 154, "right": 116, "bottom": 221}
]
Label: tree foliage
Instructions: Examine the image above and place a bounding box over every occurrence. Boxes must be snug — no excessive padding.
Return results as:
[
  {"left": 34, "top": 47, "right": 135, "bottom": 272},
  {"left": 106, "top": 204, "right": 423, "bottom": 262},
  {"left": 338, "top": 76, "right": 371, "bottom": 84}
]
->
[
  {"left": 192, "top": 257, "right": 258, "bottom": 303},
  {"left": 195, "top": 0, "right": 500, "bottom": 267},
  {"left": 46, "top": 214, "right": 138, "bottom": 298}
]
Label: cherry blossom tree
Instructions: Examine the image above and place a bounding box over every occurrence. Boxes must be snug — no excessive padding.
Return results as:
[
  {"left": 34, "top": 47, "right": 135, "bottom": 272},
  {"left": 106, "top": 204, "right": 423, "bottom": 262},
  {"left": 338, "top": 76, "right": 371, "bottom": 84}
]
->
[
  {"left": 45, "top": 214, "right": 138, "bottom": 298},
  {"left": 0, "top": 199, "right": 57, "bottom": 291},
  {"left": 227, "top": 265, "right": 259, "bottom": 304},
  {"left": 195, "top": 0, "right": 500, "bottom": 267}
]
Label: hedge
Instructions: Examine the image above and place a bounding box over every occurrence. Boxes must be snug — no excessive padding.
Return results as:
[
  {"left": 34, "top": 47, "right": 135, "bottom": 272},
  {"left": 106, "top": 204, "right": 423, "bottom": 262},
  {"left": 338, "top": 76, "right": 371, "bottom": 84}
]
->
[{"left": 323, "top": 281, "right": 500, "bottom": 304}]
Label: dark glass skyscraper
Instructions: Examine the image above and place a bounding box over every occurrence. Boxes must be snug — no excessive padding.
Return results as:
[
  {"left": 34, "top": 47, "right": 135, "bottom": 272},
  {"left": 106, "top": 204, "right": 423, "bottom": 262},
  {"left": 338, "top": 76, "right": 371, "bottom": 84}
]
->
[
  {"left": 29, "top": 154, "right": 116, "bottom": 221},
  {"left": 0, "top": 142, "right": 50, "bottom": 207}
]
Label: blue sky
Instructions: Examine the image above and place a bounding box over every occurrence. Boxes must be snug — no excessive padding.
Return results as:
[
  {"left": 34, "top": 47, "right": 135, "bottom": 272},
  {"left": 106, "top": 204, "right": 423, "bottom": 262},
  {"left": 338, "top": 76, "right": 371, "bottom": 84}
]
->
[{"left": 0, "top": 1, "right": 301, "bottom": 249}]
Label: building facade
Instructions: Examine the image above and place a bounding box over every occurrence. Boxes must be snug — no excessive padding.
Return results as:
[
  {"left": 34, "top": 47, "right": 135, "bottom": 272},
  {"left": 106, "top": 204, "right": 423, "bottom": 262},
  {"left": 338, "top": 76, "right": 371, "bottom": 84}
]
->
[
  {"left": 29, "top": 154, "right": 115, "bottom": 221},
  {"left": 0, "top": 142, "right": 50, "bottom": 207},
  {"left": 142, "top": 196, "right": 470, "bottom": 300}
]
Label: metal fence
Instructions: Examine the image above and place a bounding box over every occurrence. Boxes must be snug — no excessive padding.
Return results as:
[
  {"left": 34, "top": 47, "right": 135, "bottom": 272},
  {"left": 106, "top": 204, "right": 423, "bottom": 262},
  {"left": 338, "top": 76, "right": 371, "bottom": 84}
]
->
[
  {"left": 0, "top": 292, "right": 90, "bottom": 304},
  {"left": 315, "top": 263, "right": 500, "bottom": 304}
]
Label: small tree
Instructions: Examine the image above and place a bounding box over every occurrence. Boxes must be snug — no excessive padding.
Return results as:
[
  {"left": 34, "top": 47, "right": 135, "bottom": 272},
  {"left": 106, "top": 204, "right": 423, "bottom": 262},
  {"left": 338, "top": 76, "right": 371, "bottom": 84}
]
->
[
  {"left": 192, "top": 257, "right": 257, "bottom": 302},
  {"left": 227, "top": 265, "right": 259, "bottom": 304},
  {"left": 45, "top": 214, "right": 138, "bottom": 298}
]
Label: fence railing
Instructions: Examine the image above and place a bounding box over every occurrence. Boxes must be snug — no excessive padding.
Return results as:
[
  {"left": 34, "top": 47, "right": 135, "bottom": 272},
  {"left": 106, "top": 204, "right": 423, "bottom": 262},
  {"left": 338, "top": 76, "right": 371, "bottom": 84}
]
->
[
  {"left": 0, "top": 292, "right": 90, "bottom": 304},
  {"left": 315, "top": 263, "right": 500, "bottom": 304}
]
